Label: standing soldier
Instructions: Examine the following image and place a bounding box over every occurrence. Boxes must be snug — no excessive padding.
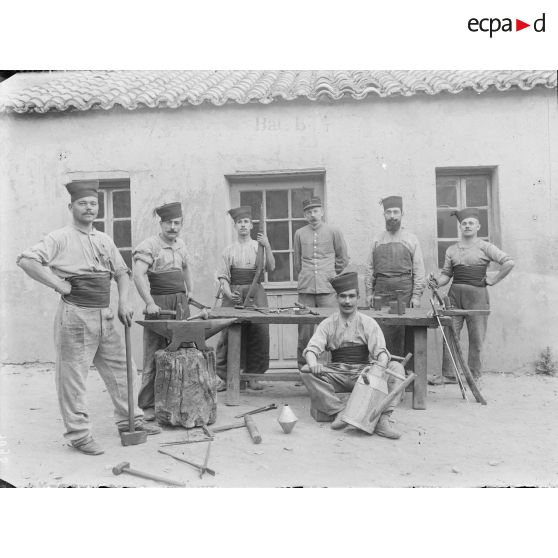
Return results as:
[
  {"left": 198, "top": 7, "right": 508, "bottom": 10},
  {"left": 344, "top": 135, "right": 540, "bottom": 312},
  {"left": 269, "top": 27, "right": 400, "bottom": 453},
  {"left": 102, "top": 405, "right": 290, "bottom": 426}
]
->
[
  {"left": 428, "top": 207, "right": 514, "bottom": 384},
  {"left": 215, "top": 206, "right": 275, "bottom": 390},
  {"left": 365, "top": 195, "right": 425, "bottom": 356},
  {"left": 16, "top": 180, "right": 160, "bottom": 456},
  {"left": 132, "top": 202, "right": 194, "bottom": 421},
  {"left": 293, "top": 196, "right": 349, "bottom": 368}
]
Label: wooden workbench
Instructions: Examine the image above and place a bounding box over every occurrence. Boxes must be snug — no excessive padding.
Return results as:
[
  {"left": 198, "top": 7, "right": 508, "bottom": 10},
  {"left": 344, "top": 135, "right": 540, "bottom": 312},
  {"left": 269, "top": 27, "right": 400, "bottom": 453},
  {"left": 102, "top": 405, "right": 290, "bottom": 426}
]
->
[{"left": 208, "top": 307, "right": 450, "bottom": 410}]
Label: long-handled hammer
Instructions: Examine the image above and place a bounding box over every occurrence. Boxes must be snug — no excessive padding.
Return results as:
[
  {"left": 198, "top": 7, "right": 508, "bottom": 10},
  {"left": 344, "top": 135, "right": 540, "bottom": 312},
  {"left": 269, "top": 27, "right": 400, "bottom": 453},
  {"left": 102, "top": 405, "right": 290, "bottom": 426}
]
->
[{"left": 120, "top": 326, "right": 148, "bottom": 446}]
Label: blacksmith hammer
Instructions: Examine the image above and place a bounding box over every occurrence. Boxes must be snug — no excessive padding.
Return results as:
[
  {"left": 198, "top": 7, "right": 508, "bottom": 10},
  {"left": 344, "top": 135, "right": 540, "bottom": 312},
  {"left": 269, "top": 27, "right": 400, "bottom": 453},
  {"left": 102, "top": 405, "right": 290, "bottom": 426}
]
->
[
  {"left": 120, "top": 326, "right": 148, "bottom": 446},
  {"left": 112, "top": 461, "right": 186, "bottom": 487}
]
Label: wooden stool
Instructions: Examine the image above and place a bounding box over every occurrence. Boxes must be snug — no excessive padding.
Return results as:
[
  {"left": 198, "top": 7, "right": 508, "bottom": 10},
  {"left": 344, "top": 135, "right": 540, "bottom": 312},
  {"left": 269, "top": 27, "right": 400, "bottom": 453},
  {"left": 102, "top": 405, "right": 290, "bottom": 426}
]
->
[{"left": 154, "top": 347, "right": 217, "bottom": 428}]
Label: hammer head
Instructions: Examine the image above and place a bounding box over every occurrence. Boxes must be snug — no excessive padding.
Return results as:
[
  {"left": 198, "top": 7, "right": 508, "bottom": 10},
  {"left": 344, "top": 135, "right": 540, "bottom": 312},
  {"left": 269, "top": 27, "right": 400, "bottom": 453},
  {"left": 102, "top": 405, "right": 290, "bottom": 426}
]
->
[
  {"left": 112, "top": 461, "right": 131, "bottom": 475},
  {"left": 120, "top": 429, "right": 148, "bottom": 446}
]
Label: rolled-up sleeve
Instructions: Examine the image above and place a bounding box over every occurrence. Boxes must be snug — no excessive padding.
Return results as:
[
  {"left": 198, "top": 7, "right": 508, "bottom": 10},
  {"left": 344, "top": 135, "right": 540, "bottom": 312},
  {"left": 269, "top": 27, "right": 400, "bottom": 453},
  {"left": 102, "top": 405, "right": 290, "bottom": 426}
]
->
[
  {"left": 333, "top": 227, "right": 349, "bottom": 274},
  {"left": 16, "top": 234, "right": 59, "bottom": 267},
  {"left": 107, "top": 238, "right": 130, "bottom": 277},
  {"left": 302, "top": 320, "right": 330, "bottom": 359},
  {"left": 364, "top": 242, "right": 376, "bottom": 297},
  {"left": 217, "top": 248, "right": 232, "bottom": 283},
  {"left": 484, "top": 243, "right": 512, "bottom": 265},
  {"left": 411, "top": 237, "right": 426, "bottom": 298},
  {"left": 441, "top": 247, "right": 454, "bottom": 277},
  {"left": 132, "top": 239, "right": 154, "bottom": 267}
]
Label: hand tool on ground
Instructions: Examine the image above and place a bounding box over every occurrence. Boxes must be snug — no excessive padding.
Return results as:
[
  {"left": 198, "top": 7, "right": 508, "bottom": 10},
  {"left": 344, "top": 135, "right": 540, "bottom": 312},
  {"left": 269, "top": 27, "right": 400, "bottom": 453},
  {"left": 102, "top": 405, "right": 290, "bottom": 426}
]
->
[
  {"left": 244, "top": 415, "right": 262, "bottom": 444},
  {"left": 199, "top": 440, "right": 212, "bottom": 478},
  {"left": 112, "top": 461, "right": 186, "bottom": 487},
  {"left": 429, "top": 298, "right": 468, "bottom": 401},
  {"left": 294, "top": 301, "right": 319, "bottom": 315},
  {"left": 160, "top": 437, "right": 213, "bottom": 447},
  {"left": 209, "top": 422, "right": 246, "bottom": 433},
  {"left": 158, "top": 448, "right": 216, "bottom": 477},
  {"left": 120, "top": 326, "right": 148, "bottom": 446},
  {"left": 186, "top": 308, "right": 209, "bottom": 321},
  {"left": 243, "top": 202, "right": 265, "bottom": 307},
  {"left": 189, "top": 298, "right": 211, "bottom": 310},
  {"left": 234, "top": 403, "right": 277, "bottom": 419}
]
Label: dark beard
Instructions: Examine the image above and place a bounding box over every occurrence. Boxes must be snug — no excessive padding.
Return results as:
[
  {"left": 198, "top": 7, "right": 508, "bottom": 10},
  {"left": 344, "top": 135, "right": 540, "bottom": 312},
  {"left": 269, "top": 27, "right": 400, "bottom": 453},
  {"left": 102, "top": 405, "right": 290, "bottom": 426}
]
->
[{"left": 386, "top": 220, "right": 401, "bottom": 232}]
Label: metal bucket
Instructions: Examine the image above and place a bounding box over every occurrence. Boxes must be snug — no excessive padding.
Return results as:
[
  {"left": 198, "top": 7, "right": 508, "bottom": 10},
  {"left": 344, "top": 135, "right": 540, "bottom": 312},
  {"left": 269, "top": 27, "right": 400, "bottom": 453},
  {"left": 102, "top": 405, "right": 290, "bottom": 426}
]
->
[{"left": 341, "top": 367, "right": 388, "bottom": 434}]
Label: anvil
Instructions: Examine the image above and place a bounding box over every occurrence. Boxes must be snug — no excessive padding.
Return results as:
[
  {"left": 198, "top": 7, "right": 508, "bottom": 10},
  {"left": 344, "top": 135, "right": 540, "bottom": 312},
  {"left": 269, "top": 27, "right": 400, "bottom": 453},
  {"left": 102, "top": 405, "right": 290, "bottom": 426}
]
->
[{"left": 136, "top": 318, "right": 237, "bottom": 351}]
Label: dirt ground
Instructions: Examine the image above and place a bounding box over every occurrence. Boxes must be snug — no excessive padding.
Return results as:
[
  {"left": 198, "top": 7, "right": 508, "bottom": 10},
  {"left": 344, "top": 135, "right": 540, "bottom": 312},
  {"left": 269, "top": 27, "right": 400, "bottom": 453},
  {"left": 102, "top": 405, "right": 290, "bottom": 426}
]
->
[{"left": 1, "top": 363, "right": 557, "bottom": 488}]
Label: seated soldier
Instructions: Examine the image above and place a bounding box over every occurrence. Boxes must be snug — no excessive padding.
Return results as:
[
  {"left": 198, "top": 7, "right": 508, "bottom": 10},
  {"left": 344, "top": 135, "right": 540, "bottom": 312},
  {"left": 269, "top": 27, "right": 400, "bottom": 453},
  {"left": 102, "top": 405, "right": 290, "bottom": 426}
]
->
[{"left": 299, "top": 272, "right": 405, "bottom": 439}]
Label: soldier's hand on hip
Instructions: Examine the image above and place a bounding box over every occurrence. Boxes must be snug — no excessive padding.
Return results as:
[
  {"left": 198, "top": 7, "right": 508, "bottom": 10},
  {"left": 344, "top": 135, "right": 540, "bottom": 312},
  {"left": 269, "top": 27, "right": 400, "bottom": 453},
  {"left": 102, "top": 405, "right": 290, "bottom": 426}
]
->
[
  {"left": 118, "top": 303, "right": 134, "bottom": 327},
  {"left": 56, "top": 280, "right": 71, "bottom": 296},
  {"left": 366, "top": 294, "right": 374, "bottom": 308}
]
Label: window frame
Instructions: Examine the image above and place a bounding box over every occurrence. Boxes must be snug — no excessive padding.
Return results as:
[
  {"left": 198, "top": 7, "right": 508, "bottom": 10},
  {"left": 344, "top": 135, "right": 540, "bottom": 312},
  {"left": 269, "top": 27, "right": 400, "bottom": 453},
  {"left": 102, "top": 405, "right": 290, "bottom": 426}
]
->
[
  {"left": 435, "top": 166, "right": 499, "bottom": 269},
  {"left": 226, "top": 169, "right": 326, "bottom": 289},
  {"left": 93, "top": 179, "right": 132, "bottom": 268}
]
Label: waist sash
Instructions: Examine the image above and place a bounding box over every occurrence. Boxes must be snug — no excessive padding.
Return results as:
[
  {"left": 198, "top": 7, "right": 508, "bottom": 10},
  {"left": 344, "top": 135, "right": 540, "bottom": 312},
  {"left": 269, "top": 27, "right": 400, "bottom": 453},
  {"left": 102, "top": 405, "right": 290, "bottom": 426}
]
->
[
  {"left": 230, "top": 267, "right": 261, "bottom": 286},
  {"left": 148, "top": 270, "right": 186, "bottom": 295},
  {"left": 452, "top": 264, "right": 487, "bottom": 287},
  {"left": 331, "top": 344, "right": 369, "bottom": 364},
  {"left": 64, "top": 272, "right": 111, "bottom": 308}
]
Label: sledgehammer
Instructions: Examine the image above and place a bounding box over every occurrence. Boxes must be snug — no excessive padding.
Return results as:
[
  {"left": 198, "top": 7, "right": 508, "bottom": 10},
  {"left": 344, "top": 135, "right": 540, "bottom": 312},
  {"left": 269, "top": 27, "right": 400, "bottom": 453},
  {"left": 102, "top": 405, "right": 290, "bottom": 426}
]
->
[{"left": 112, "top": 461, "right": 186, "bottom": 487}]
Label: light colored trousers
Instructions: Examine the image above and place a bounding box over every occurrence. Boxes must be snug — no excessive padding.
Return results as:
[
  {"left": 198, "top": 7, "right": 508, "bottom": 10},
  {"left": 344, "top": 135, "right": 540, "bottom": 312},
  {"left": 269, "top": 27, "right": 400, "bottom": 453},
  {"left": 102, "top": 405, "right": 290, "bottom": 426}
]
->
[
  {"left": 54, "top": 301, "right": 143, "bottom": 442},
  {"left": 299, "top": 361, "right": 405, "bottom": 417}
]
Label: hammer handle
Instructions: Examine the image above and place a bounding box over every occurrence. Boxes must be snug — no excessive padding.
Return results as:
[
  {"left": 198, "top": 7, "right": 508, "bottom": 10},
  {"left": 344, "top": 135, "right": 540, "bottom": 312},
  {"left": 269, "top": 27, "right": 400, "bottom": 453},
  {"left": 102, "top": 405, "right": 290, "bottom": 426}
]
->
[
  {"left": 124, "top": 326, "right": 135, "bottom": 433},
  {"left": 125, "top": 467, "right": 186, "bottom": 487},
  {"left": 244, "top": 415, "right": 262, "bottom": 444}
]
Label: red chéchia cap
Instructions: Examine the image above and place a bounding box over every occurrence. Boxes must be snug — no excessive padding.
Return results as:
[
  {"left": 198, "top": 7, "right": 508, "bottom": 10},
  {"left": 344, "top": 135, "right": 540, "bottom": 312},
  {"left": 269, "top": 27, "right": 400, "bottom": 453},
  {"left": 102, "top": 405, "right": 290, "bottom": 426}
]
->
[
  {"left": 330, "top": 272, "right": 359, "bottom": 294},
  {"left": 155, "top": 202, "right": 183, "bottom": 221},
  {"left": 228, "top": 206, "right": 252, "bottom": 222},
  {"left": 66, "top": 180, "right": 99, "bottom": 202},
  {"left": 380, "top": 195, "right": 403, "bottom": 210},
  {"left": 451, "top": 207, "right": 480, "bottom": 222}
]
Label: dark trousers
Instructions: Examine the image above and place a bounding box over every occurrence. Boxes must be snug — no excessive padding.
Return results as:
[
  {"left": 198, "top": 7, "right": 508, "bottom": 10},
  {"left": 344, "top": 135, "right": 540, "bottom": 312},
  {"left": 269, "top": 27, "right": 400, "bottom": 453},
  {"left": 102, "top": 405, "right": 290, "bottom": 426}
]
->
[
  {"left": 138, "top": 292, "right": 189, "bottom": 410},
  {"left": 442, "top": 284, "right": 489, "bottom": 379},
  {"left": 296, "top": 292, "right": 338, "bottom": 367},
  {"left": 215, "top": 284, "right": 269, "bottom": 378},
  {"left": 374, "top": 276, "right": 412, "bottom": 357}
]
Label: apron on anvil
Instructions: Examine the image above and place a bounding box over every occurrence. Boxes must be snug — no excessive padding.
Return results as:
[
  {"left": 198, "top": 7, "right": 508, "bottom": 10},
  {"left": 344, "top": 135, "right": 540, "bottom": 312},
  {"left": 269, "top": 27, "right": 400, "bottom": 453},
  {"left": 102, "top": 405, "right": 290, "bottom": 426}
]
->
[{"left": 373, "top": 242, "right": 413, "bottom": 356}]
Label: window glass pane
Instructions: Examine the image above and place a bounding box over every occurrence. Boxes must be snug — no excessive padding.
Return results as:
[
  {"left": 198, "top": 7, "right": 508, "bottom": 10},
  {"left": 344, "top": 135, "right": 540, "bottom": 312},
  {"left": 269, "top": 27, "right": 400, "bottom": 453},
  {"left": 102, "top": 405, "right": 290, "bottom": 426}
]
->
[
  {"left": 113, "top": 190, "right": 131, "bottom": 218},
  {"left": 436, "top": 177, "right": 458, "bottom": 207},
  {"left": 477, "top": 208, "right": 489, "bottom": 236},
  {"left": 120, "top": 249, "right": 132, "bottom": 269},
  {"left": 267, "top": 252, "right": 290, "bottom": 282},
  {"left": 437, "top": 241, "right": 454, "bottom": 269},
  {"left": 240, "top": 191, "right": 263, "bottom": 221},
  {"left": 94, "top": 220, "right": 105, "bottom": 233},
  {"left": 97, "top": 190, "right": 105, "bottom": 219},
  {"left": 437, "top": 209, "right": 458, "bottom": 238},
  {"left": 114, "top": 220, "right": 131, "bottom": 247},
  {"left": 267, "top": 221, "right": 289, "bottom": 250},
  {"left": 266, "top": 190, "right": 288, "bottom": 219},
  {"left": 466, "top": 177, "right": 488, "bottom": 206},
  {"left": 291, "top": 220, "right": 307, "bottom": 243},
  {"left": 291, "top": 188, "right": 314, "bottom": 217}
]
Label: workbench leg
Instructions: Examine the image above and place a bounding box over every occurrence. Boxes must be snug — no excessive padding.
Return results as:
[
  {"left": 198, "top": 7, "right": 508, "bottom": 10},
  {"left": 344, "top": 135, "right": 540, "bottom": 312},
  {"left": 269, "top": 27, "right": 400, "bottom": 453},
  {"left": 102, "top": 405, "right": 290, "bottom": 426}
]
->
[
  {"left": 226, "top": 324, "right": 241, "bottom": 406},
  {"left": 412, "top": 327, "right": 427, "bottom": 410}
]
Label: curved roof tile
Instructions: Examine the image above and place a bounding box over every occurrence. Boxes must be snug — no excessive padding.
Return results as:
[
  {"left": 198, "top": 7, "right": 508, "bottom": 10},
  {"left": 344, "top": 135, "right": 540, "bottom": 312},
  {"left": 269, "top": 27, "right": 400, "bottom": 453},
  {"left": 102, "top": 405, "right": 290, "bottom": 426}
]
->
[{"left": 0, "top": 70, "right": 555, "bottom": 114}]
